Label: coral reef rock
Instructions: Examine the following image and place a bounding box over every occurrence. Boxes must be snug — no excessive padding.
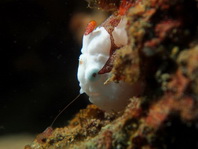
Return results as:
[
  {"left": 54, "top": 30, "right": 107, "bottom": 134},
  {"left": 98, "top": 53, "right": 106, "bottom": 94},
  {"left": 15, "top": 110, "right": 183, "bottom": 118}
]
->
[{"left": 25, "top": 0, "right": 198, "bottom": 148}]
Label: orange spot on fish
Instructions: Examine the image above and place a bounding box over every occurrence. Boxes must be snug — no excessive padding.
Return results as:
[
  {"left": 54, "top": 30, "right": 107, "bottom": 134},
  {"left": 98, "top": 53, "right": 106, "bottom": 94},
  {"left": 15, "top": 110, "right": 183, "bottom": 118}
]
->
[
  {"left": 79, "top": 60, "right": 83, "bottom": 64},
  {"left": 84, "top": 20, "right": 97, "bottom": 35}
]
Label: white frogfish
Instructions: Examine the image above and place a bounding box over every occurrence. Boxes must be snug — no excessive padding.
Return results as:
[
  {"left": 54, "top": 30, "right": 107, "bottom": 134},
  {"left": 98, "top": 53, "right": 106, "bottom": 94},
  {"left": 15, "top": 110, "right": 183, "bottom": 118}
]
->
[{"left": 77, "top": 15, "right": 142, "bottom": 112}]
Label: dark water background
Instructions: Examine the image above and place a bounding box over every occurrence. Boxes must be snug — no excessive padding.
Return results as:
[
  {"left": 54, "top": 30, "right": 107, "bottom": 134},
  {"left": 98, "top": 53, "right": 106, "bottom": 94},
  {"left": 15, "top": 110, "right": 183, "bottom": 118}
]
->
[{"left": 0, "top": 0, "right": 90, "bottom": 135}]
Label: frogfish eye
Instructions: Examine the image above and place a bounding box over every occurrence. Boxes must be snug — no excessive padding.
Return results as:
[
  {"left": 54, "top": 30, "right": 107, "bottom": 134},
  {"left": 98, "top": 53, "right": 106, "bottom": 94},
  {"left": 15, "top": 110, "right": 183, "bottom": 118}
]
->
[{"left": 87, "top": 68, "right": 100, "bottom": 81}]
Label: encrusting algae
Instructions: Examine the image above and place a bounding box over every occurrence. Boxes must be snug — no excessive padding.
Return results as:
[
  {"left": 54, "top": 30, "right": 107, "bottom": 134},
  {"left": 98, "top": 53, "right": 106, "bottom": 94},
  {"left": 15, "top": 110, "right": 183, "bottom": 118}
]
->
[{"left": 25, "top": 0, "right": 198, "bottom": 148}]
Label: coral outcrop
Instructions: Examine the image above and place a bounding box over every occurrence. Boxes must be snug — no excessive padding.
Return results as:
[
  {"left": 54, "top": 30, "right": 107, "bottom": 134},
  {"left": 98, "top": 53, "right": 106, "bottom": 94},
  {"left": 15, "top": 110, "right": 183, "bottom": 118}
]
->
[{"left": 25, "top": 0, "right": 198, "bottom": 148}]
